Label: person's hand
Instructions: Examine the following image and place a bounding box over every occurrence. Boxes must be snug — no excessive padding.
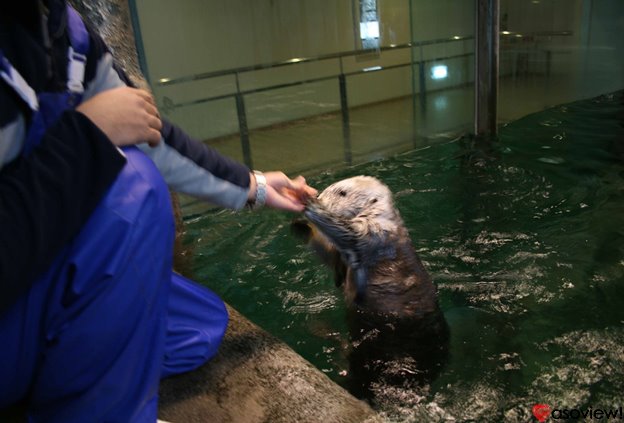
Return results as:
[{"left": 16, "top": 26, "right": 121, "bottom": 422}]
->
[
  {"left": 266, "top": 172, "right": 317, "bottom": 212},
  {"left": 249, "top": 171, "right": 317, "bottom": 212},
  {"left": 76, "top": 87, "right": 162, "bottom": 147}
]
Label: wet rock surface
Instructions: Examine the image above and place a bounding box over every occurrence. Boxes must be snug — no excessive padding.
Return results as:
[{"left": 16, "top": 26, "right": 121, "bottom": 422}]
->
[{"left": 159, "top": 305, "right": 384, "bottom": 423}]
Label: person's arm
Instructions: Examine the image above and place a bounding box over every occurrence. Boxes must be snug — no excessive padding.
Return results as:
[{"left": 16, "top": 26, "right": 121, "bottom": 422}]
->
[
  {"left": 157, "top": 120, "right": 317, "bottom": 211},
  {"left": 153, "top": 119, "right": 252, "bottom": 209},
  {"left": 87, "top": 27, "right": 316, "bottom": 210},
  {"left": 0, "top": 111, "right": 126, "bottom": 314}
]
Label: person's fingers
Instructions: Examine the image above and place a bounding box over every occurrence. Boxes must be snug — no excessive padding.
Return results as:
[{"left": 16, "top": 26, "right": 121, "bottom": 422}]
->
[
  {"left": 262, "top": 172, "right": 317, "bottom": 210},
  {"left": 144, "top": 108, "right": 162, "bottom": 146},
  {"left": 279, "top": 187, "right": 309, "bottom": 205},
  {"left": 267, "top": 188, "right": 305, "bottom": 212},
  {"left": 146, "top": 113, "right": 162, "bottom": 131},
  {"left": 135, "top": 88, "right": 156, "bottom": 106},
  {"left": 269, "top": 174, "right": 314, "bottom": 193},
  {"left": 145, "top": 128, "right": 162, "bottom": 147},
  {"left": 144, "top": 101, "right": 160, "bottom": 120},
  {"left": 289, "top": 175, "right": 318, "bottom": 198},
  {"left": 76, "top": 86, "right": 164, "bottom": 148},
  {"left": 279, "top": 188, "right": 300, "bottom": 204}
]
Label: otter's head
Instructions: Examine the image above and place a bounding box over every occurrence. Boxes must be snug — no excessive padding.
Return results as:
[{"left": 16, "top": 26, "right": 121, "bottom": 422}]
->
[
  {"left": 304, "top": 176, "right": 401, "bottom": 300},
  {"left": 316, "top": 176, "right": 399, "bottom": 226}
]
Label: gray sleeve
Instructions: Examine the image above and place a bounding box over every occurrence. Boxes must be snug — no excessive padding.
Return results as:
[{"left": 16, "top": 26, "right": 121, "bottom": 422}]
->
[
  {"left": 83, "top": 53, "right": 249, "bottom": 210},
  {"left": 137, "top": 141, "right": 249, "bottom": 210}
]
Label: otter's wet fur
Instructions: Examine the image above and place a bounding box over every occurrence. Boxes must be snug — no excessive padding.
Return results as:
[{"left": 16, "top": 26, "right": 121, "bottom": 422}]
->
[{"left": 293, "top": 175, "right": 449, "bottom": 400}]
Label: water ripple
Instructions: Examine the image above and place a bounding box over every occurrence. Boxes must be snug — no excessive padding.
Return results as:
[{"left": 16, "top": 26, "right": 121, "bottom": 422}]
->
[{"left": 281, "top": 290, "right": 338, "bottom": 314}]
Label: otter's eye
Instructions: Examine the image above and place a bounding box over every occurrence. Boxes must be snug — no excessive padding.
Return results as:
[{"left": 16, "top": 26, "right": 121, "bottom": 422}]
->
[
  {"left": 339, "top": 190, "right": 347, "bottom": 197},
  {"left": 371, "top": 198, "right": 378, "bottom": 204}
]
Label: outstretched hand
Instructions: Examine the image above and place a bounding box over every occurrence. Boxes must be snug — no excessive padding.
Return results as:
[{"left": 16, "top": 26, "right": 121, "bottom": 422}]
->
[
  {"left": 252, "top": 171, "right": 317, "bottom": 212},
  {"left": 76, "top": 87, "right": 162, "bottom": 147}
]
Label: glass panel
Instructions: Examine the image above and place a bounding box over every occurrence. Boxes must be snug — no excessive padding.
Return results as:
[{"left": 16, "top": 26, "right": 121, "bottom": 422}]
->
[
  {"left": 408, "top": 0, "right": 475, "bottom": 139},
  {"left": 133, "top": 0, "right": 475, "bottom": 176},
  {"left": 244, "top": 79, "right": 345, "bottom": 172},
  {"left": 499, "top": 0, "right": 624, "bottom": 123}
]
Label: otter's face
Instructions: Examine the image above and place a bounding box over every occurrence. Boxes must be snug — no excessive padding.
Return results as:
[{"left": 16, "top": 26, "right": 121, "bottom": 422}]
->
[
  {"left": 317, "top": 176, "right": 395, "bottom": 223},
  {"left": 303, "top": 176, "right": 402, "bottom": 301},
  {"left": 304, "top": 176, "right": 401, "bottom": 302}
]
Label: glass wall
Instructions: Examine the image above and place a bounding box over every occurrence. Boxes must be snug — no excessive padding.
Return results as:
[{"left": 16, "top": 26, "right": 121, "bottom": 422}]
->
[
  {"left": 132, "top": 0, "right": 475, "bottom": 175},
  {"left": 498, "top": 0, "right": 624, "bottom": 123},
  {"left": 132, "top": 0, "right": 623, "bottom": 177}
]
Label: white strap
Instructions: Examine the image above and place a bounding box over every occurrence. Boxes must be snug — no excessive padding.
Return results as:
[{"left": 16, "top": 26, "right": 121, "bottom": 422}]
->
[
  {"left": 252, "top": 170, "right": 267, "bottom": 209},
  {"left": 0, "top": 59, "right": 39, "bottom": 111},
  {"left": 67, "top": 46, "right": 87, "bottom": 94}
]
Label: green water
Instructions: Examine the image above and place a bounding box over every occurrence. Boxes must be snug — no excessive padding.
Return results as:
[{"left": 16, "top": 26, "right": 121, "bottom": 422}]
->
[{"left": 183, "top": 91, "right": 624, "bottom": 422}]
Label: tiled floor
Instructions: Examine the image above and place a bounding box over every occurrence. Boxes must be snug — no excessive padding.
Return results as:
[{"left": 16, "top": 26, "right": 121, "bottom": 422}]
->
[
  {"left": 204, "top": 85, "right": 473, "bottom": 177},
  {"left": 208, "top": 75, "right": 619, "bottom": 173}
]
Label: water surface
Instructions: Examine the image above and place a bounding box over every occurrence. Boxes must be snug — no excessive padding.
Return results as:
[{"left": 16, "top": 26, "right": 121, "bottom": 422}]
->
[{"left": 183, "top": 91, "right": 624, "bottom": 422}]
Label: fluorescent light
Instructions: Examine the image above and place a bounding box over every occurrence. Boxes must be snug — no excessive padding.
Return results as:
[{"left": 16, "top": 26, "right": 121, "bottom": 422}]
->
[
  {"left": 502, "top": 31, "right": 511, "bottom": 35},
  {"left": 159, "top": 78, "right": 171, "bottom": 84},
  {"left": 431, "top": 65, "right": 448, "bottom": 80},
  {"left": 363, "top": 66, "right": 382, "bottom": 72}
]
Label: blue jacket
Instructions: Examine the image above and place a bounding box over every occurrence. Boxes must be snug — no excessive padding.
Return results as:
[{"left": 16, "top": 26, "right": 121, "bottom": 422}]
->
[{"left": 0, "top": 0, "right": 251, "bottom": 313}]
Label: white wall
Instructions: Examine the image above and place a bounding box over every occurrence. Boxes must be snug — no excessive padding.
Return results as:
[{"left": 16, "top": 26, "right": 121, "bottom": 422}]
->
[
  {"left": 410, "top": 0, "right": 474, "bottom": 40},
  {"left": 137, "top": 0, "right": 356, "bottom": 80},
  {"left": 136, "top": 0, "right": 621, "bottom": 141},
  {"left": 136, "top": 0, "right": 475, "bottom": 140}
]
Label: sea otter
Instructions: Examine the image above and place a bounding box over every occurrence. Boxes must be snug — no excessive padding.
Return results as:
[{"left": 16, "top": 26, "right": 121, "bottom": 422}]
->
[{"left": 294, "top": 175, "right": 449, "bottom": 400}]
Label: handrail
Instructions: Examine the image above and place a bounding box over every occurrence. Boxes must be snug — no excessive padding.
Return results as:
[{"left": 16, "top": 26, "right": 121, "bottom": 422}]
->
[
  {"left": 161, "top": 51, "right": 474, "bottom": 111},
  {"left": 156, "top": 35, "right": 474, "bottom": 87},
  {"left": 155, "top": 30, "right": 572, "bottom": 88},
  {"left": 153, "top": 30, "right": 572, "bottom": 169}
]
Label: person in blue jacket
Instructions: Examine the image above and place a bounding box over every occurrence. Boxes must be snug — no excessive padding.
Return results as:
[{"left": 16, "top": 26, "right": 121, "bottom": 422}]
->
[{"left": 0, "top": 1, "right": 316, "bottom": 422}]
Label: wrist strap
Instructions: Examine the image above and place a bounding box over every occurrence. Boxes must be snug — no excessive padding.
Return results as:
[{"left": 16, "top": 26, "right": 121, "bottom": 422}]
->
[{"left": 251, "top": 170, "right": 267, "bottom": 209}]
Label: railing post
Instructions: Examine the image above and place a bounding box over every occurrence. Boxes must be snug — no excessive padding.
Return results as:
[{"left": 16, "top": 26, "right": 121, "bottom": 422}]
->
[
  {"left": 418, "top": 59, "right": 427, "bottom": 114},
  {"left": 338, "top": 70, "right": 353, "bottom": 165},
  {"left": 235, "top": 74, "right": 253, "bottom": 168},
  {"left": 474, "top": 0, "right": 499, "bottom": 137}
]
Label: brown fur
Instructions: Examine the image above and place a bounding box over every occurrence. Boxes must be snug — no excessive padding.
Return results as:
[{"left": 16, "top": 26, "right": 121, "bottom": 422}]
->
[{"left": 296, "top": 176, "right": 449, "bottom": 399}]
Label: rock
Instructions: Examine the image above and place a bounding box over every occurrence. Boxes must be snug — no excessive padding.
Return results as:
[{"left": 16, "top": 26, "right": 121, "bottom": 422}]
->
[{"left": 159, "top": 305, "right": 384, "bottom": 423}]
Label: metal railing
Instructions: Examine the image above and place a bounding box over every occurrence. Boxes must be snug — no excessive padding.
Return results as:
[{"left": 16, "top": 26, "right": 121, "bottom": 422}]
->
[
  {"left": 154, "top": 36, "right": 474, "bottom": 168},
  {"left": 151, "top": 30, "right": 572, "bottom": 168}
]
